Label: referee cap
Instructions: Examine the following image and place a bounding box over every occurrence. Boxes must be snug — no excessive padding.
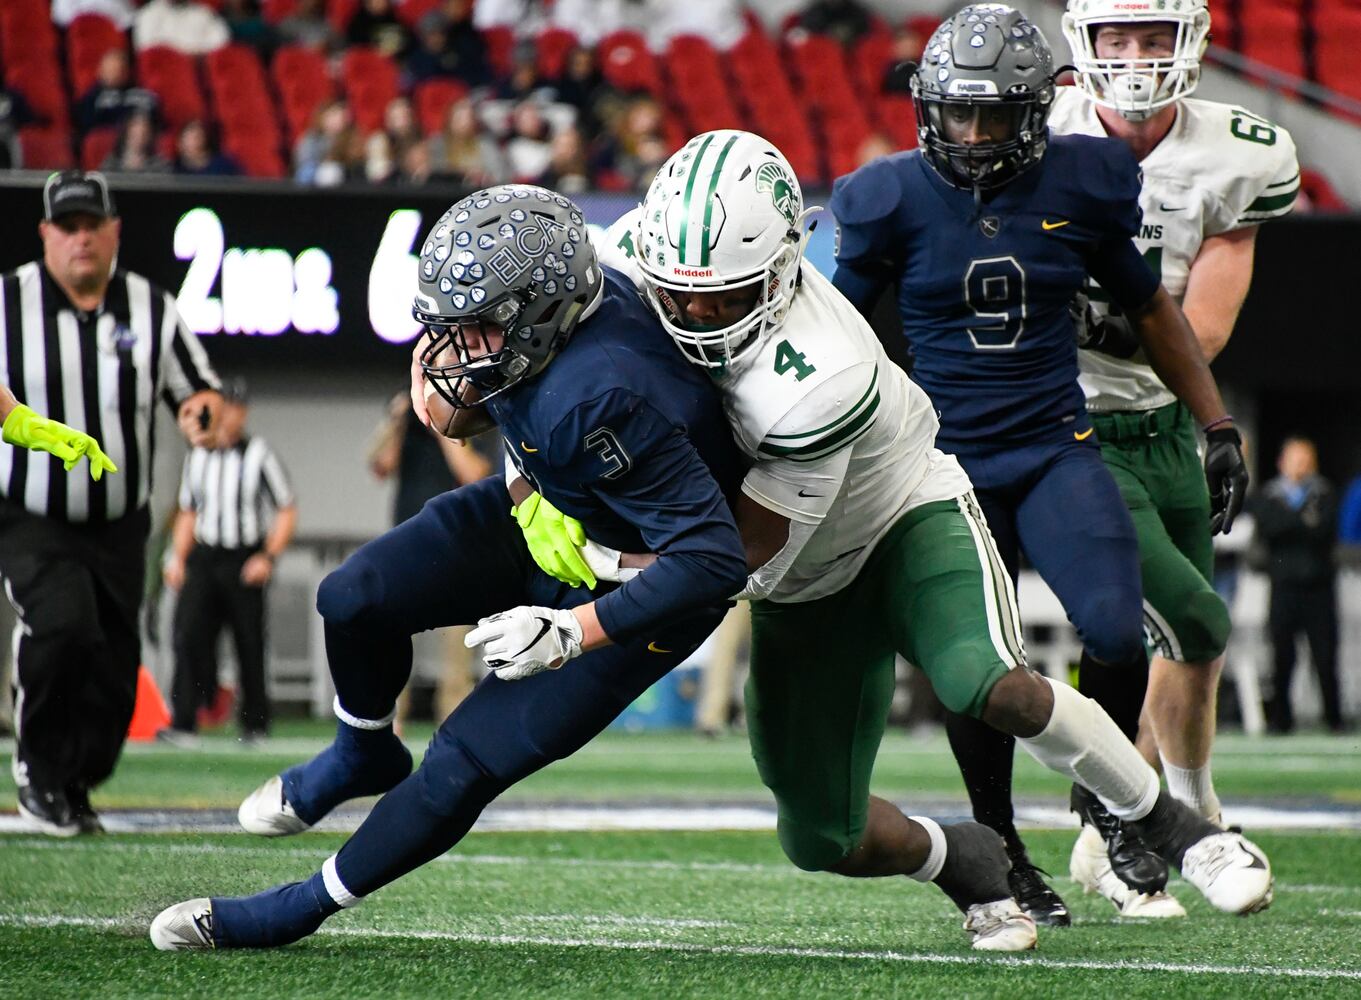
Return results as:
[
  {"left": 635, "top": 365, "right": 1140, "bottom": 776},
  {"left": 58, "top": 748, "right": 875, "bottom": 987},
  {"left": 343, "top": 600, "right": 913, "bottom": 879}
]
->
[{"left": 43, "top": 170, "right": 118, "bottom": 221}]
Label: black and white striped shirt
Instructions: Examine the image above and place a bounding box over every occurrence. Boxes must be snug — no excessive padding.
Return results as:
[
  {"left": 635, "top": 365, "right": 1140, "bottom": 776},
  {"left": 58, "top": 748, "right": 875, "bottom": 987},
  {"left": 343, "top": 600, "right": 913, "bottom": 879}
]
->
[
  {"left": 178, "top": 437, "right": 294, "bottom": 549},
  {"left": 0, "top": 261, "right": 219, "bottom": 522}
]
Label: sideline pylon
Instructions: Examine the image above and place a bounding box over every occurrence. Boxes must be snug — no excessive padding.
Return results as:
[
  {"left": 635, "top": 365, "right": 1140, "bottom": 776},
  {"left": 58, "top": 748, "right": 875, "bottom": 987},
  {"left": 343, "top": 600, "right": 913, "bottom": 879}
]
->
[{"left": 127, "top": 665, "right": 171, "bottom": 741}]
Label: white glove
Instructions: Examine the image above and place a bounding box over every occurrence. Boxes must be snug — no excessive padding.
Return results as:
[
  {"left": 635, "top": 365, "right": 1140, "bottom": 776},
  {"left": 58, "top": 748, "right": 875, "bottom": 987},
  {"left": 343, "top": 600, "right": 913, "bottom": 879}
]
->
[
  {"left": 580, "top": 539, "right": 641, "bottom": 584},
  {"left": 465, "top": 605, "right": 584, "bottom": 681}
]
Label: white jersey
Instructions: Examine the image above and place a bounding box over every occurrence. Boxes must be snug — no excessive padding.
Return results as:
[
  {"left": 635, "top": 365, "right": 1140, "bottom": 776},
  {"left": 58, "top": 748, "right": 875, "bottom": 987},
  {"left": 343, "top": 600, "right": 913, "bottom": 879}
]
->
[
  {"left": 599, "top": 209, "right": 971, "bottom": 603},
  {"left": 1048, "top": 88, "right": 1299, "bottom": 412}
]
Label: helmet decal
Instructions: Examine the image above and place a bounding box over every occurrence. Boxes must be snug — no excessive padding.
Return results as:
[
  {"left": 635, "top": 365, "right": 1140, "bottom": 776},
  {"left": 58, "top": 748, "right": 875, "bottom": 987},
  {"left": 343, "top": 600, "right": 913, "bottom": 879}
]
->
[{"left": 755, "top": 161, "right": 798, "bottom": 226}]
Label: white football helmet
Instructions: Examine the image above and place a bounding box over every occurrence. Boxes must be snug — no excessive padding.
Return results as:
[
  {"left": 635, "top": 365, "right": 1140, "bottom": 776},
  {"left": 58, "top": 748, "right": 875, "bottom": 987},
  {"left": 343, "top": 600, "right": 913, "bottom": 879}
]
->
[
  {"left": 635, "top": 130, "right": 815, "bottom": 370},
  {"left": 1061, "top": 0, "right": 1210, "bottom": 122}
]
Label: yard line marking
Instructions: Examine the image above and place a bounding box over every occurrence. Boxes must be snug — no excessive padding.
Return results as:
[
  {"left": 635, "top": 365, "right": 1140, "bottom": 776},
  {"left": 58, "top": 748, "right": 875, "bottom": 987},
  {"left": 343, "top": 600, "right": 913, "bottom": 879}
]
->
[{"left": 3, "top": 913, "right": 1361, "bottom": 981}]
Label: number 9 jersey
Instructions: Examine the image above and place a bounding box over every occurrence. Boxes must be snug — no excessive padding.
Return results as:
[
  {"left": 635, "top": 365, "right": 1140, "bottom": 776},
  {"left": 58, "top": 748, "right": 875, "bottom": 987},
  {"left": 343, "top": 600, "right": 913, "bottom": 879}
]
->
[{"left": 830, "top": 133, "right": 1161, "bottom": 454}]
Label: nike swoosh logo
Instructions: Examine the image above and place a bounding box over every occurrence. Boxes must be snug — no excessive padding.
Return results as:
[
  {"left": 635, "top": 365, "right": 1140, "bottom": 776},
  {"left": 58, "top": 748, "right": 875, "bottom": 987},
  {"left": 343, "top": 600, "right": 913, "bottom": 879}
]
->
[
  {"left": 521, "top": 442, "right": 538, "bottom": 453},
  {"left": 1159, "top": 203, "right": 1185, "bottom": 212},
  {"left": 511, "top": 617, "right": 553, "bottom": 658},
  {"left": 1041, "top": 219, "right": 1070, "bottom": 231},
  {"left": 647, "top": 641, "right": 672, "bottom": 654},
  {"left": 1074, "top": 428, "right": 1095, "bottom": 441},
  {"left": 797, "top": 489, "right": 822, "bottom": 498}
]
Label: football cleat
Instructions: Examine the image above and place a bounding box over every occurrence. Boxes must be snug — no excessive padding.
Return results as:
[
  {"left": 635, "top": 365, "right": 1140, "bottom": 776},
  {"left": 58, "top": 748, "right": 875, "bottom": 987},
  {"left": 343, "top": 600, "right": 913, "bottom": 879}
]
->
[
  {"left": 1180, "top": 832, "right": 1274, "bottom": 915},
  {"left": 1005, "top": 841, "right": 1071, "bottom": 927},
  {"left": 963, "top": 899, "right": 1038, "bottom": 952},
  {"left": 1071, "top": 783, "right": 1168, "bottom": 895},
  {"left": 150, "top": 898, "right": 216, "bottom": 951},
  {"left": 17, "top": 787, "right": 80, "bottom": 838},
  {"left": 239, "top": 775, "right": 311, "bottom": 837},
  {"left": 1070, "top": 823, "right": 1186, "bottom": 918}
]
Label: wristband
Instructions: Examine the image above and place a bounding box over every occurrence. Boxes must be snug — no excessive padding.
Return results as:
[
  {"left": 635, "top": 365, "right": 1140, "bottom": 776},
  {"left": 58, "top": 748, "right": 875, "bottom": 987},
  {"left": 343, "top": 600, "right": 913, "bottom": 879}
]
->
[{"left": 1201, "top": 415, "right": 1236, "bottom": 434}]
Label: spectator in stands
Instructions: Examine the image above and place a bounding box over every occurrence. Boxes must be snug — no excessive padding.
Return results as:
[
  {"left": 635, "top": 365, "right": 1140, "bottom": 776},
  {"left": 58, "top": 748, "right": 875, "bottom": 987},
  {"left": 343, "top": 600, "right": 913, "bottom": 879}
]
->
[
  {"left": 397, "top": 140, "right": 434, "bottom": 186},
  {"left": 275, "top": 0, "right": 339, "bottom": 53},
  {"left": 535, "top": 125, "right": 591, "bottom": 194},
  {"left": 427, "top": 0, "right": 492, "bottom": 88},
  {"left": 101, "top": 111, "right": 171, "bottom": 173},
  {"left": 798, "top": 0, "right": 874, "bottom": 46},
  {"left": 552, "top": 46, "right": 617, "bottom": 142},
  {"left": 0, "top": 87, "right": 38, "bottom": 170},
  {"left": 604, "top": 94, "right": 669, "bottom": 190},
  {"left": 427, "top": 98, "right": 508, "bottom": 186},
  {"left": 222, "top": 0, "right": 274, "bottom": 53},
  {"left": 382, "top": 96, "right": 423, "bottom": 164},
  {"left": 134, "top": 0, "right": 231, "bottom": 55},
  {"left": 406, "top": 13, "right": 461, "bottom": 86},
  {"left": 294, "top": 98, "right": 362, "bottom": 186},
  {"left": 76, "top": 49, "right": 160, "bottom": 135},
  {"left": 1253, "top": 437, "right": 1347, "bottom": 733},
  {"left": 503, "top": 100, "right": 555, "bottom": 182},
  {"left": 882, "top": 26, "right": 927, "bottom": 96},
  {"left": 364, "top": 131, "right": 396, "bottom": 184},
  {"left": 346, "top": 0, "right": 411, "bottom": 61},
  {"left": 498, "top": 41, "right": 552, "bottom": 103},
  {"left": 173, "top": 120, "right": 240, "bottom": 176},
  {"left": 52, "top": 0, "right": 135, "bottom": 30}
]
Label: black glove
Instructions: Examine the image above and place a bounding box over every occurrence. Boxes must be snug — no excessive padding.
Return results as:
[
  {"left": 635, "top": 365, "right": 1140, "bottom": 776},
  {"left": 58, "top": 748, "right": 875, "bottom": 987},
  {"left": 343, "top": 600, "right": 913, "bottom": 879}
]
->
[
  {"left": 1204, "top": 425, "right": 1249, "bottom": 535},
  {"left": 1071, "top": 292, "right": 1140, "bottom": 359}
]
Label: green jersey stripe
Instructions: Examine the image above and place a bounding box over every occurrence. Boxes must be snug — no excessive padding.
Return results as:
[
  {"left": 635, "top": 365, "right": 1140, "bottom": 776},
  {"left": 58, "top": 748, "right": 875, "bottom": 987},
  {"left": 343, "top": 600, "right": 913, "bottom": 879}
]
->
[
  {"left": 1265, "top": 172, "right": 1301, "bottom": 189},
  {"left": 698, "top": 135, "right": 740, "bottom": 266},
  {"left": 758, "top": 391, "right": 881, "bottom": 459},
  {"left": 1245, "top": 186, "right": 1299, "bottom": 213},
  {"left": 677, "top": 134, "right": 715, "bottom": 267},
  {"left": 770, "top": 417, "right": 878, "bottom": 463},
  {"left": 764, "top": 366, "right": 879, "bottom": 441}
]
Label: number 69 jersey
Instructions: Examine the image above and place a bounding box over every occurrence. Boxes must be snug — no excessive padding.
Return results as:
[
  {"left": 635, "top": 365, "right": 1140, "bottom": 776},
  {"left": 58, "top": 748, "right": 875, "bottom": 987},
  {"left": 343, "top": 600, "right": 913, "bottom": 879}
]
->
[
  {"left": 830, "top": 134, "right": 1160, "bottom": 455},
  {"left": 1048, "top": 89, "right": 1299, "bottom": 413},
  {"left": 601, "top": 208, "right": 971, "bottom": 603}
]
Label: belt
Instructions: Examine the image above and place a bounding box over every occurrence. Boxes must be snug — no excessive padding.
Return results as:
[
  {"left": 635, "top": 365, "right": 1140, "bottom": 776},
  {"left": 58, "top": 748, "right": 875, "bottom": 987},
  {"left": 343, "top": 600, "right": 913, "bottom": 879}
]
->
[{"left": 1089, "top": 402, "right": 1185, "bottom": 442}]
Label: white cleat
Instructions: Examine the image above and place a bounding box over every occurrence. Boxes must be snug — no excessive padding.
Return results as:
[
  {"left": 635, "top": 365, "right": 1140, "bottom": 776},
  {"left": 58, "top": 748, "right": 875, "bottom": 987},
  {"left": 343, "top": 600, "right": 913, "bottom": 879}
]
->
[
  {"left": 1070, "top": 824, "right": 1186, "bottom": 918},
  {"left": 963, "top": 898, "right": 1038, "bottom": 951},
  {"left": 238, "top": 775, "right": 311, "bottom": 837},
  {"left": 1180, "top": 831, "right": 1274, "bottom": 915},
  {"left": 150, "top": 898, "right": 215, "bottom": 951}
]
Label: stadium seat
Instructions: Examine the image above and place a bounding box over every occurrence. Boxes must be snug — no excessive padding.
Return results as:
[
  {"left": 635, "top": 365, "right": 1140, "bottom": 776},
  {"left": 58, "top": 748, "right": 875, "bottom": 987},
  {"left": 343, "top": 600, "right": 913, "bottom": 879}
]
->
[
  {"left": 136, "top": 46, "right": 208, "bottom": 129},
  {"left": 1237, "top": 1, "right": 1306, "bottom": 79},
  {"left": 6, "top": 60, "right": 70, "bottom": 129},
  {"left": 876, "top": 95, "right": 919, "bottom": 151},
  {"left": 340, "top": 47, "right": 400, "bottom": 133},
  {"left": 222, "top": 127, "right": 287, "bottom": 178},
  {"left": 1299, "top": 168, "right": 1349, "bottom": 211},
  {"left": 80, "top": 127, "right": 119, "bottom": 170},
  {"left": 849, "top": 31, "right": 894, "bottom": 101},
  {"left": 262, "top": 0, "right": 298, "bottom": 23},
  {"left": 272, "top": 45, "right": 335, "bottom": 142},
  {"left": 414, "top": 78, "right": 470, "bottom": 135},
  {"left": 481, "top": 25, "right": 515, "bottom": 79},
  {"left": 66, "top": 13, "right": 127, "bottom": 98},
  {"left": 536, "top": 26, "right": 579, "bottom": 80},
  {"left": 18, "top": 126, "right": 74, "bottom": 169},
  {"left": 0, "top": 2, "right": 60, "bottom": 70},
  {"left": 394, "top": 0, "right": 441, "bottom": 29},
  {"left": 1313, "top": 7, "right": 1361, "bottom": 101},
  {"left": 597, "top": 31, "right": 663, "bottom": 96},
  {"left": 327, "top": 0, "right": 359, "bottom": 34}
]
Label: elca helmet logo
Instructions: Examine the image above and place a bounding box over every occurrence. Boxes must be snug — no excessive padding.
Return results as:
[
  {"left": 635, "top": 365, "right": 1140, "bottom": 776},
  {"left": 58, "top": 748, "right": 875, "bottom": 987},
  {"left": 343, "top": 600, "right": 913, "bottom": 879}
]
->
[
  {"left": 486, "top": 214, "right": 568, "bottom": 285},
  {"left": 755, "top": 162, "right": 798, "bottom": 226}
]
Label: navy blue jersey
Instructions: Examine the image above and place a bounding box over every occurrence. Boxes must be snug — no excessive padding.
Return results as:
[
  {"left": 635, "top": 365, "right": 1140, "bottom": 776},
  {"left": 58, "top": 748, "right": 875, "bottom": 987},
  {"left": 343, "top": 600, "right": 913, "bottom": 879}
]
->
[
  {"left": 485, "top": 267, "right": 749, "bottom": 642},
  {"left": 831, "top": 134, "right": 1159, "bottom": 453}
]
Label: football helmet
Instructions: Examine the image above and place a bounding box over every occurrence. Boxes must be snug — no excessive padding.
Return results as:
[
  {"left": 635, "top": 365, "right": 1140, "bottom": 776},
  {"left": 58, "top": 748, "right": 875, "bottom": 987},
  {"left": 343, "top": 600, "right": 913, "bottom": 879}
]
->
[
  {"left": 913, "top": 4, "right": 1056, "bottom": 192},
  {"left": 414, "top": 185, "right": 603, "bottom": 408},
  {"left": 634, "top": 130, "right": 815, "bottom": 370},
  {"left": 1062, "top": 0, "right": 1210, "bottom": 122}
]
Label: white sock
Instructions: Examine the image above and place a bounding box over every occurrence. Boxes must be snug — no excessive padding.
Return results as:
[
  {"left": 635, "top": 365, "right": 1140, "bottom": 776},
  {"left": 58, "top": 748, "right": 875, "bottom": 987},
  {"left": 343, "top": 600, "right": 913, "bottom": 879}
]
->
[
  {"left": 333, "top": 696, "right": 396, "bottom": 730},
  {"left": 1017, "top": 676, "right": 1160, "bottom": 822},
  {"left": 1162, "top": 759, "right": 1221, "bottom": 821},
  {"left": 321, "top": 854, "right": 362, "bottom": 909},
  {"left": 907, "top": 816, "right": 948, "bottom": 883}
]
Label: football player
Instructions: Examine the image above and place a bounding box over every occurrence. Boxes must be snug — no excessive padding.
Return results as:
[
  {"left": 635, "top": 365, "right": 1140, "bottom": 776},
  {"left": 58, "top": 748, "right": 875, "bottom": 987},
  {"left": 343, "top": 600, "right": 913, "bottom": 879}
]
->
[
  {"left": 1050, "top": 0, "right": 1298, "bottom": 916},
  {"left": 828, "top": 4, "right": 1252, "bottom": 925},
  {"left": 149, "top": 186, "right": 752, "bottom": 950},
  {"left": 528, "top": 129, "right": 1274, "bottom": 948}
]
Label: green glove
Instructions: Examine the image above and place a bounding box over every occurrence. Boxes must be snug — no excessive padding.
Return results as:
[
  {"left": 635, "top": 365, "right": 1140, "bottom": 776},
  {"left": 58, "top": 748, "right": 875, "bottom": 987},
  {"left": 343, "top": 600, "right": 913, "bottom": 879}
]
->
[
  {"left": 2, "top": 404, "right": 118, "bottom": 481},
  {"left": 512, "top": 491, "right": 597, "bottom": 590}
]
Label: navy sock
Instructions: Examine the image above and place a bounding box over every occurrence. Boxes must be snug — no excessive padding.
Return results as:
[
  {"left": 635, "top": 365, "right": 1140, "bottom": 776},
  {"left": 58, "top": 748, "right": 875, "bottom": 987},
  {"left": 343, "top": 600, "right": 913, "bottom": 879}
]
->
[
  {"left": 1077, "top": 649, "right": 1149, "bottom": 741},
  {"left": 212, "top": 871, "right": 341, "bottom": 948},
  {"left": 280, "top": 720, "right": 412, "bottom": 826}
]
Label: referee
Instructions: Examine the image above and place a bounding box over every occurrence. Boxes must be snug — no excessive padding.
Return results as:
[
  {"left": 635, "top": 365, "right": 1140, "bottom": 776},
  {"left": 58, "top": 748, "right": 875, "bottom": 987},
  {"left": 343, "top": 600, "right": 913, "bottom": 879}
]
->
[
  {"left": 0, "top": 170, "right": 222, "bottom": 836},
  {"left": 162, "top": 379, "right": 296, "bottom": 746}
]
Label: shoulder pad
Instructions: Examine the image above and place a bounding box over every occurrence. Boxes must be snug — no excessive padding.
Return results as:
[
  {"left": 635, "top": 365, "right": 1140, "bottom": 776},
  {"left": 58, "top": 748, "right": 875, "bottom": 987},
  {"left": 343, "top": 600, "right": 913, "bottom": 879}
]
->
[
  {"left": 1053, "top": 134, "right": 1143, "bottom": 238},
  {"left": 830, "top": 157, "right": 903, "bottom": 226},
  {"left": 757, "top": 362, "right": 881, "bottom": 464}
]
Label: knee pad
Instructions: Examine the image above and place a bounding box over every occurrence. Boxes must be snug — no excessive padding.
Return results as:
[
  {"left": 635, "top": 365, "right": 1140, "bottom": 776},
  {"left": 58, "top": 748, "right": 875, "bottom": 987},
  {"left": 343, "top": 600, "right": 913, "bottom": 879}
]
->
[
  {"left": 927, "top": 642, "right": 1010, "bottom": 718},
  {"left": 414, "top": 734, "right": 504, "bottom": 820},
  {"left": 1147, "top": 590, "right": 1230, "bottom": 664},
  {"left": 776, "top": 814, "right": 856, "bottom": 873},
  {"left": 316, "top": 557, "right": 385, "bottom": 627},
  {"left": 1080, "top": 586, "right": 1146, "bottom": 664}
]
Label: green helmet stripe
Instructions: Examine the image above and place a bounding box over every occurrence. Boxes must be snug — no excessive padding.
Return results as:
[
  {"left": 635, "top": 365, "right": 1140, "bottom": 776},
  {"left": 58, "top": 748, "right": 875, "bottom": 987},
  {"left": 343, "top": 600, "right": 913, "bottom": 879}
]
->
[
  {"left": 678, "top": 133, "right": 715, "bottom": 267},
  {"left": 698, "top": 134, "right": 740, "bottom": 266}
]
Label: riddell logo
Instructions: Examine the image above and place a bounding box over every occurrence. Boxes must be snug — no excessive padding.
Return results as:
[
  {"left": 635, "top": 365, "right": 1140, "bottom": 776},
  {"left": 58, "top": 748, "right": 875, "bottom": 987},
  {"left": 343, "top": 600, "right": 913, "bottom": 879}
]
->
[
  {"left": 671, "top": 266, "right": 715, "bottom": 277},
  {"left": 1112, "top": 3, "right": 1153, "bottom": 8}
]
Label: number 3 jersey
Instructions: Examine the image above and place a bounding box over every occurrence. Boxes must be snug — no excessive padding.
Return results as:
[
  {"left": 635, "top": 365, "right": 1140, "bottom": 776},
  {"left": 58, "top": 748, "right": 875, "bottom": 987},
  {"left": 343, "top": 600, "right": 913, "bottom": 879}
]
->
[
  {"left": 1048, "top": 89, "right": 1299, "bottom": 413},
  {"left": 830, "top": 134, "right": 1160, "bottom": 454},
  {"left": 602, "top": 208, "right": 970, "bottom": 604}
]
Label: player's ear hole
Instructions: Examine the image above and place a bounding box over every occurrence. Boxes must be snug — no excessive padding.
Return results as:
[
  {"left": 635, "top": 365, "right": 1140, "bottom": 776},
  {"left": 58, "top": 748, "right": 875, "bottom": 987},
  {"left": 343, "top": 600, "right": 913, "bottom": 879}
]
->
[{"left": 534, "top": 299, "right": 563, "bottom": 326}]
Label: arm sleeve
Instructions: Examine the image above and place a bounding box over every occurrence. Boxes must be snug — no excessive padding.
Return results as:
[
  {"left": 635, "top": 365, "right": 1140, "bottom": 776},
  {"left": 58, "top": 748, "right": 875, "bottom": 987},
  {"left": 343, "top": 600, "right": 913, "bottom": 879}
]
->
[
  {"left": 1087, "top": 236, "right": 1161, "bottom": 314},
  {"left": 830, "top": 159, "right": 904, "bottom": 317},
  {"left": 1082, "top": 139, "right": 1161, "bottom": 312},
  {"left": 177, "top": 452, "right": 195, "bottom": 510},
  {"left": 159, "top": 291, "right": 221, "bottom": 410},
  {"left": 549, "top": 391, "right": 747, "bottom": 644},
  {"left": 1212, "top": 117, "right": 1300, "bottom": 233}
]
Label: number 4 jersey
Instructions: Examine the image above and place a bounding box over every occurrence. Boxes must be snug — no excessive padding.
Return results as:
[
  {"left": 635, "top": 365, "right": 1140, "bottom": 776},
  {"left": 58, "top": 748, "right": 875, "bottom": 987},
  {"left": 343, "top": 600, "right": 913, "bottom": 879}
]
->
[
  {"left": 830, "top": 133, "right": 1160, "bottom": 454},
  {"left": 601, "top": 208, "right": 970, "bottom": 603},
  {"left": 1048, "top": 88, "right": 1299, "bottom": 413}
]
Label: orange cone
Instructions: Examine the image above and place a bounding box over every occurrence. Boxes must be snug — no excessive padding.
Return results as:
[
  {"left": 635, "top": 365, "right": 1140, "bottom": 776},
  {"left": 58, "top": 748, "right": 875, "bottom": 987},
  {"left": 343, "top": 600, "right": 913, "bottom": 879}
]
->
[{"left": 127, "top": 665, "right": 171, "bottom": 741}]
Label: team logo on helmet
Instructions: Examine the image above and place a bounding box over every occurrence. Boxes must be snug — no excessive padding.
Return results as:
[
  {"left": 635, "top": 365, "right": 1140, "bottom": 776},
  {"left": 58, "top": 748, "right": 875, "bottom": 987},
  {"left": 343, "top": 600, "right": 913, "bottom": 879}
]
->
[{"left": 755, "top": 162, "right": 798, "bottom": 226}]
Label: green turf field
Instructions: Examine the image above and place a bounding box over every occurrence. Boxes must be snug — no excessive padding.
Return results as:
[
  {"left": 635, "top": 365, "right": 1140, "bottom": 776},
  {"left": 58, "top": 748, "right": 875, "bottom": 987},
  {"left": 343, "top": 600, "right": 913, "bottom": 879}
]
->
[{"left": 3, "top": 725, "right": 1360, "bottom": 998}]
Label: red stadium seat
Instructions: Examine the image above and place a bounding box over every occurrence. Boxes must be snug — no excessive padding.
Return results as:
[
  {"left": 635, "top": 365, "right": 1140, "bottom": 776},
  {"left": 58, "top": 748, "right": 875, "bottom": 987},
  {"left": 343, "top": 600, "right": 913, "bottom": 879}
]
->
[
  {"left": 19, "top": 126, "right": 74, "bottom": 169},
  {"left": 272, "top": 45, "right": 335, "bottom": 141},
  {"left": 1313, "top": 7, "right": 1361, "bottom": 101},
  {"left": 598, "top": 31, "right": 663, "bottom": 95},
  {"left": 850, "top": 31, "right": 894, "bottom": 100},
  {"left": 327, "top": 0, "right": 359, "bottom": 34},
  {"left": 136, "top": 46, "right": 207, "bottom": 129},
  {"left": 222, "top": 127, "right": 287, "bottom": 178},
  {"left": 6, "top": 60, "right": 70, "bottom": 129},
  {"left": 414, "top": 77, "right": 470, "bottom": 135},
  {"left": 341, "top": 48, "right": 400, "bottom": 132},
  {"left": 262, "top": 0, "right": 298, "bottom": 24},
  {"left": 0, "top": 2, "right": 60, "bottom": 69},
  {"left": 536, "top": 26, "right": 579, "bottom": 80},
  {"left": 1299, "top": 168, "right": 1350, "bottom": 211},
  {"left": 481, "top": 25, "right": 515, "bottom": 79},
  {"left": 1237, "top": 2, "right": 1306, "bottom": 79},
  {"left": 66, "top": 13, "right": 128, "bottom": 98},
  {"left": 394, "top": 0, "right": 440, "bottom": 29},
  {"left": 80, "top": 127, "right": 119, "bottom": 170}
]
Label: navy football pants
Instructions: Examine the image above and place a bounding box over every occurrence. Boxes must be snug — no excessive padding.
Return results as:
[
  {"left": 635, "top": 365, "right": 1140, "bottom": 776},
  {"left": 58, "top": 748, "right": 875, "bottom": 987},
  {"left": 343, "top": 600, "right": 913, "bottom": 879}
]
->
[{"left": 316, "top": 476, "right": 726, "bottom": 897}]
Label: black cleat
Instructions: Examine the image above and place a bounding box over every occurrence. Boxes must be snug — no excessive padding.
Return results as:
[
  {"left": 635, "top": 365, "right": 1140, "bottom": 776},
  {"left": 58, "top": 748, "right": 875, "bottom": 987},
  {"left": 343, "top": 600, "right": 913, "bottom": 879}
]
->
[
  {"left": 1071, "top": 783, "right": 1168, "bottom": 895},
  {"left": 17, "top": 786, "right": 79, "bottom": 837},
  {"left": 67, "top": 786, "right": 105, "bottom": 835},
  {"left": 1005, "top": 840, "right": 1071, "bottom": 927}
]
